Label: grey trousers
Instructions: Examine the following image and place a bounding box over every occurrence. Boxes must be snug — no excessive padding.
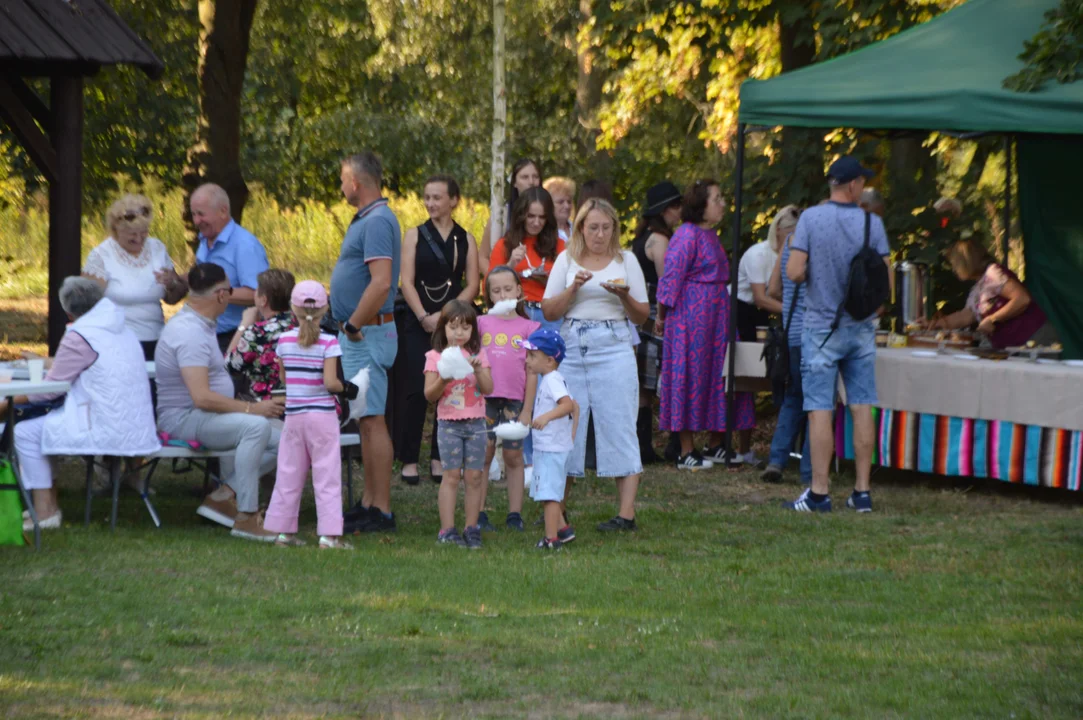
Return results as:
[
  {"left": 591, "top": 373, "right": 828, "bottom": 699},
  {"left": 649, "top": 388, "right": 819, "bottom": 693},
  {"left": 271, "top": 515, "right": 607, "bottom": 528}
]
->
[{"left": 158, "top": 409, "right": 280, "bottom": 513}]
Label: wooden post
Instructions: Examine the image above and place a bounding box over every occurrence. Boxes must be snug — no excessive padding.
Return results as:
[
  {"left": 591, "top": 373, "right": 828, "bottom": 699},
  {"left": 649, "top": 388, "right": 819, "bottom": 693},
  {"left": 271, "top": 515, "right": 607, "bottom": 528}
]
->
[
  {"left": 489, "top": 0, "right": 507, "bottom": 242},
  {"left": 48, "top": 75, "right": 84, "bottom": 353}
]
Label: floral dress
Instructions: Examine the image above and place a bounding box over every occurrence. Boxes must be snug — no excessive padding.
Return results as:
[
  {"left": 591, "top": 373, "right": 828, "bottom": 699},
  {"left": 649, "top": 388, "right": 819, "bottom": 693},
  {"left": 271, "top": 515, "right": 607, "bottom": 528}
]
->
[
  {"left": 657, "top": 223, "right": 756, "bottom": 433},
  {"left": 227, "top": 311, "right": 297, "bottom": 401}
]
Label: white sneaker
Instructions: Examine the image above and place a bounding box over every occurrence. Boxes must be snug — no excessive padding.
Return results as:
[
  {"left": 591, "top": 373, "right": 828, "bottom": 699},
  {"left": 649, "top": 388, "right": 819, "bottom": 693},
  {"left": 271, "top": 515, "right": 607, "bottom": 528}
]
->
[
  {"left": 523, "top": 465, "right": 534, "bottom": 489},
  {"left": 23, "top": 510, "right": 62, "bottom": 531},
  {"left": 488, "top": 456, "right": 502, "bottom": 482}
]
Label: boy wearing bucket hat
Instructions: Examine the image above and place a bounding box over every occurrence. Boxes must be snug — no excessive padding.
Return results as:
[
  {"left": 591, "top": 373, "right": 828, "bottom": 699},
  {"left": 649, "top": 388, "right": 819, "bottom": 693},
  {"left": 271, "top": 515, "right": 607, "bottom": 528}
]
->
[{"left": 521, "top": 329, "right": 579, "bottom": 550}]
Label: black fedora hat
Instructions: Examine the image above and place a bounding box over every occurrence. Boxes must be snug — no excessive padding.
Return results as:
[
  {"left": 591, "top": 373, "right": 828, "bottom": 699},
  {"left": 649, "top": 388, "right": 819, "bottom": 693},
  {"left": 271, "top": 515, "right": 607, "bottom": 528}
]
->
[{"left": 643, "top": 181, "right": 682, "bottom": 216}]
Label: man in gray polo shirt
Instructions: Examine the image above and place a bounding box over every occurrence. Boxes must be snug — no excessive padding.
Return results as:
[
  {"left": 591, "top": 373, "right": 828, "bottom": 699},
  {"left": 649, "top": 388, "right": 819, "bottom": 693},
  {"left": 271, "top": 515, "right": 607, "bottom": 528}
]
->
[
  {"left": 155, "top": 263, "right": 284, "bottom": 541},
  {"left": 331, "top": 151, "right": 401, "bottom": 534}
]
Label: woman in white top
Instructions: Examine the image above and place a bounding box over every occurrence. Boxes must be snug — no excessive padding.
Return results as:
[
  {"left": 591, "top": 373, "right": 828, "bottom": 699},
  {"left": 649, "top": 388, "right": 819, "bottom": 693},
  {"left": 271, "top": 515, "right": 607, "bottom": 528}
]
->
[
  {"left": 542, "top": 198, "right": 649, "bottom": 532},
  {"left": 83, "top": 193, "right": 188, "bottom": 358},
  {"left": 735, "top": 205, "right": 798, "bottom": 341}
]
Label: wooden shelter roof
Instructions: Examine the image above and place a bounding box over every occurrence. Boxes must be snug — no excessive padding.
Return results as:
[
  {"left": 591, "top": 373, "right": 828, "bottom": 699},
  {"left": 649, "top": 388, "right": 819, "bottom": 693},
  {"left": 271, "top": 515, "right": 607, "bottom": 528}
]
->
[{"left": 0, "top": 0, "right": 163, "bottom": 78}]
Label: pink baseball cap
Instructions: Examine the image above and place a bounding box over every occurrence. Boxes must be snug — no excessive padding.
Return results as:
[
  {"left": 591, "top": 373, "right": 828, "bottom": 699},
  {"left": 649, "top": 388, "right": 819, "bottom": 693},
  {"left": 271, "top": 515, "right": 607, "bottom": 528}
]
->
[{"left": 291, "top": 280, "right": 328, "bottom": 307}]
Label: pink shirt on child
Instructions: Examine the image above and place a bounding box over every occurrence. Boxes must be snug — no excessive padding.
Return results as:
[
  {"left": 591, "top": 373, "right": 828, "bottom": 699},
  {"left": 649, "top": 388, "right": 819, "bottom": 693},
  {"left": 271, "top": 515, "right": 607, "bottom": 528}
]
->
[
  {"left": 424, "top": 347, "right": 490, "bottom": 421},
  {"left": 477, "top": 314, "right": 539, "bottom": 400},
  {"left": 276, "top": 330, "right": 342, "bottom": 415}
]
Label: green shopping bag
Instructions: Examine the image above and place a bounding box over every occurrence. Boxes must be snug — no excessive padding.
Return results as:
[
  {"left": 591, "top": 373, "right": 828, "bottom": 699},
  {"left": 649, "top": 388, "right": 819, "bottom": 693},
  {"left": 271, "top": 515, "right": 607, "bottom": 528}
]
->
[{"left": 0, "top": 460, "right": 27, "bottom": 546}]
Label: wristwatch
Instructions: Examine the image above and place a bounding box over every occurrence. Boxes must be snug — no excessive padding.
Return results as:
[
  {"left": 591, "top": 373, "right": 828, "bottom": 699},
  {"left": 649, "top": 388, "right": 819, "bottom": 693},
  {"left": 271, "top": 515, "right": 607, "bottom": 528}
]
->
[{"left": 343, "top": 321, "right": 360, "bottom": 335}]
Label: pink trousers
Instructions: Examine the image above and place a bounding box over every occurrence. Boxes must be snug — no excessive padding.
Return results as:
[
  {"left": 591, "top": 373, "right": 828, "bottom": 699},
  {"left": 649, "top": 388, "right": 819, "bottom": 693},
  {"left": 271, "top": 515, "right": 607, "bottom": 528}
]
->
[{"left": 265, "top": 411, "right": 343, "bottom": 536}]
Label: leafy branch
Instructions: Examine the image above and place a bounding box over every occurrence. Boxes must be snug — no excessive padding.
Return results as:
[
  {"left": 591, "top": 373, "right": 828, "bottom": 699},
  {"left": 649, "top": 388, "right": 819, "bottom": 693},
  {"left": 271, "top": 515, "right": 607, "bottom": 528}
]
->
[{"left": 1003, "top": 0, "right": 1083, "bottom": 92}]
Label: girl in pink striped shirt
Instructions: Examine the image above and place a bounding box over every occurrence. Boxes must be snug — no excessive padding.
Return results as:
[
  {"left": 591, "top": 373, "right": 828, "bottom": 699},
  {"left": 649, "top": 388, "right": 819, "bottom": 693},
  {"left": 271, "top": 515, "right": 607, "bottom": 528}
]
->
[{"left": 266, "top": 280, "right": 356, "bottom": 550}]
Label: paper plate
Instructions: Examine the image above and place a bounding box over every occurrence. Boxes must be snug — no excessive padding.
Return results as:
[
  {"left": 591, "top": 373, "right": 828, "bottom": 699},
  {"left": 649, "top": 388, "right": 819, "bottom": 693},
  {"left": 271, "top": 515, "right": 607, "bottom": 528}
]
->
[
  {"left": 1037, "top": 358, "right": 1061, "bottom": 365},
  {"left": 910, "top": 350, "right": 938, "bottom": 359},
  {"left": 954, "top": 354, "right": 979, "bottom": 361},
  {"left": 1064, "top": 360, "right": 1083, "bottom": 369}
]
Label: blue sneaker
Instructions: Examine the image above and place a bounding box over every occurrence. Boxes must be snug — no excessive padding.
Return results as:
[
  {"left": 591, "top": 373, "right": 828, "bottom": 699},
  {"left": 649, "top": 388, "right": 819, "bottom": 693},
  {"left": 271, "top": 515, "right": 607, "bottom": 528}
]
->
[
  {"left": 477, "top": 511, "right": 496, "bottom": 533},
  {"left": 557, "top": 525, "right": 576, "bottom": 544},
  {"left": 784, "top": 488, "right": 832, "bottom": 513},
  {"left": 846, "top": 491, "right": 873, "bottom": 513}
]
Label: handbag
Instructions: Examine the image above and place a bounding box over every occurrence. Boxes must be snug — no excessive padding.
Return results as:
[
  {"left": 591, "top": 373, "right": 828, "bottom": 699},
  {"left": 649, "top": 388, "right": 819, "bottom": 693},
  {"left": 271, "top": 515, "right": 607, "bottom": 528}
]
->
[
  {"left": 0, "top": 461, "right": 26, "bottom": 546},
  {"left": 762, "top": 284, "right": 802, "bottom": 406}
]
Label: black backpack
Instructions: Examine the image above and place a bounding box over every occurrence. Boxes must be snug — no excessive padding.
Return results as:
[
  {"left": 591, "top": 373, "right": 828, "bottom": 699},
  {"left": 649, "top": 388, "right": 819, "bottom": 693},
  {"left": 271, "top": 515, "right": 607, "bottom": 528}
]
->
[{"left": 829, "top": 211, "right": 890, "bottom": 336}]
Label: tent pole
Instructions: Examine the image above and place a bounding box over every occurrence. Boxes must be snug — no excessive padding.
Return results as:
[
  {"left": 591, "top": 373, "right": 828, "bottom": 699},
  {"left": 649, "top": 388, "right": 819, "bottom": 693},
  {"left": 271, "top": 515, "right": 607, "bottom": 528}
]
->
[
  {"left": 726, "top": 124, "right": 746, "bottom": 463},
  {"left": 1002, "top": 135, "right": 1012, "bottom": 266}
]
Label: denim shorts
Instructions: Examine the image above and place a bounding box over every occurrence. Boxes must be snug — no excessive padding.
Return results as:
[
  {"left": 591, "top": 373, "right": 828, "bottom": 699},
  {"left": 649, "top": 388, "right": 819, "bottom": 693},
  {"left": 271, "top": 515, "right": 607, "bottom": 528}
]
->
[
  {"left": 529, "top": 450, "right": 570, "bottom": 503},
  {"left": 437, "top": 417, "right": 488, "bottom": 472},
  {"left": 485, "top": 397, "right": 525, "bottom": 450},
  {"left": 801, "top": 322, "right": 878, "bottom": 412},
  {"left": 339, "top": 323, "right": 398, "bottom": 417},
  {"left": 559, "top": 319, "right": 642, "bottom": 478}
]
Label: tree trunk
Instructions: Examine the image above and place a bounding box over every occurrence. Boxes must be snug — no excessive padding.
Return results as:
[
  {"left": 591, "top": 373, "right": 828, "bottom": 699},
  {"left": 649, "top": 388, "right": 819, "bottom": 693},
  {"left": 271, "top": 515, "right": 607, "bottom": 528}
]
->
[
  {"left": 575, "top": 0, "right": 607, "bottom": 171},
  {"left": 778, "top": 7, "right": 823, "bottom": 207},
  {"left": 490, "top": 0, "right": 507, "bottom": 242},
  {"left": 183, "top": 0, "right": 259, "bottom": 231}
]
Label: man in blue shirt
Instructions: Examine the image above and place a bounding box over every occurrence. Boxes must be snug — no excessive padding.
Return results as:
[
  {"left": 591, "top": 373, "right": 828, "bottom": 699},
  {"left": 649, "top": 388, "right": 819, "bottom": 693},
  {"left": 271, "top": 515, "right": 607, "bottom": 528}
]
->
[
  {"left": 330, "top": 152, "right": 401, "bottom": 534},
  {"left": 785, "top": 156, "right": 892, "bottom": 514},
  {"left": 191, "top": 183, "right": 270, "bottom": 352}
]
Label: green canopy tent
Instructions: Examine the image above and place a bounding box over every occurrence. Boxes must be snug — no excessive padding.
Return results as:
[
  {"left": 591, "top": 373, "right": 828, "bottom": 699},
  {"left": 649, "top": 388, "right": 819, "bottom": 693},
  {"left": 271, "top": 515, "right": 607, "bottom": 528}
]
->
[{"left": 721, "top": 0, "right": 1083, "bottom": 455}]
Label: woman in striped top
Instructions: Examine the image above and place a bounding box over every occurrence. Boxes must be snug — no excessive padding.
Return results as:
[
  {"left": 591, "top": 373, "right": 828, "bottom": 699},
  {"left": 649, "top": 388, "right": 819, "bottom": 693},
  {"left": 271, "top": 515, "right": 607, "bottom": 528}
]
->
[{"left": 265, "top": 280, "right": 358, "bottom": 549}]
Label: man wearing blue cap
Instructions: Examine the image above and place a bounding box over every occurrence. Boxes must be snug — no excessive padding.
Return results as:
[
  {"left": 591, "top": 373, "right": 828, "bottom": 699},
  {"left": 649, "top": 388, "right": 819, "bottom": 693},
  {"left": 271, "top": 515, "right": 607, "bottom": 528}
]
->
[
  {"left": 784, "top": 156, "right": 892, "bottom": 514},
  {"left": 521, "top": 329, "right": 579, "bottom": 550}
]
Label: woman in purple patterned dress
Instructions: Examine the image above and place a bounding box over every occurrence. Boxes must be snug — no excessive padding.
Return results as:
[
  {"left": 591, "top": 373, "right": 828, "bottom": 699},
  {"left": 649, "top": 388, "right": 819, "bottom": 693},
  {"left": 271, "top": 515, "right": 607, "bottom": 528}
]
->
[{"left": 656, "top": 180, "right": 756, "bottom": 470}]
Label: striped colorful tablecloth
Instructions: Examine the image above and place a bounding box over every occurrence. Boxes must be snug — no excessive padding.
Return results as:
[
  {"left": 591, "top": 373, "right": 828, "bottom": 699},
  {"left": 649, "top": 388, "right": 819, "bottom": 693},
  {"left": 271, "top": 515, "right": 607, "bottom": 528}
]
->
[{"left": 836, "top": 407, "right": 1083, "bottom": 491}]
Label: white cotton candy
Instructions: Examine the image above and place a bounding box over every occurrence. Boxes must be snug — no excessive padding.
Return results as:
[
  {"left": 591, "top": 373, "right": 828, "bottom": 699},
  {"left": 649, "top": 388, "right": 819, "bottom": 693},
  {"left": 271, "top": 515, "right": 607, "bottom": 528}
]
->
[
  {"left": 347, "top": 368, "right": 370, "bottom": 419},
  {"left": 493, "top": 421, "right": 530, "bottom": 441},
  {"left": 487, "top": 299, "right": 519, "bottom": 316},
  {"left": 436, "top": 346, "right": 474, "bottom": 380}
]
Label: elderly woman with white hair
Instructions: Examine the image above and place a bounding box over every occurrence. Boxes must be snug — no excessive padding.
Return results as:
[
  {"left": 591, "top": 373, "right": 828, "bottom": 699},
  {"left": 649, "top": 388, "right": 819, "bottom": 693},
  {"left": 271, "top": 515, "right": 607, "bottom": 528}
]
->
[
  {"left": 83, "top": 193, "right": 188, "bottom": 359},
  {"left": 13, "top": 277, "right": 160, "bottom": 530}
]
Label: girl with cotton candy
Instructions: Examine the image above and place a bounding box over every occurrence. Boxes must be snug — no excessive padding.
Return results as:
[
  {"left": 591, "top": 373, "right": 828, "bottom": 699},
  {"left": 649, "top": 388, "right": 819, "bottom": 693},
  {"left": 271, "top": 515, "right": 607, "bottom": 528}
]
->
[
  {"left": 476, "top": 266, "right": 540, "bottom": 532},
  {"left": 424, "top": 300, "right": 494, "bottom": 549}
]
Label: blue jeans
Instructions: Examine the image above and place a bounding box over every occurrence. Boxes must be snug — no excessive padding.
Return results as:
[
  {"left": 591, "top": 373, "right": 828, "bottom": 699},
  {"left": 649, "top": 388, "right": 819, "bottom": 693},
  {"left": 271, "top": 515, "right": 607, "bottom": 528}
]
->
[
  {"left": 802, "top": 322, "right": 878, "bottom": 412},
  {"left": 768, "top": 345, "right": 811, "bottom": 483}
]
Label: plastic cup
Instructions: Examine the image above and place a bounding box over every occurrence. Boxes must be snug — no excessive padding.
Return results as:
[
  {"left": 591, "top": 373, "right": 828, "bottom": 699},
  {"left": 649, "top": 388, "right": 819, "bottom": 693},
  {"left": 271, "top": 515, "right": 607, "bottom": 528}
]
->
[{"left": 28, "top": 359, "right": 44, "bottom": 383}]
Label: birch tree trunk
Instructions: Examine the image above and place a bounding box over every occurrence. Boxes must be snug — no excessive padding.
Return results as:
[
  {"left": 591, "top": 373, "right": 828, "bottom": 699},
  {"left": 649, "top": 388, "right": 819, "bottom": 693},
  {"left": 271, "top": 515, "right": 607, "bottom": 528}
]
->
[{"left": 489, "top": 0, "right": 507, "bottom": 243}]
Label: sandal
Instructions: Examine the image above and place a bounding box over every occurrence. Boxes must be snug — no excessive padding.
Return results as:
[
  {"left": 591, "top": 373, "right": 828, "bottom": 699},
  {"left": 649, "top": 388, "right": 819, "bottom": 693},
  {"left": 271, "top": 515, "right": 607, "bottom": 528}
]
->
[
  {"left": 274, "top": 533, "right": 306, "bottom": 547},
  {"left": 319, "top": 536, "right": 354, "bottom": 550}
]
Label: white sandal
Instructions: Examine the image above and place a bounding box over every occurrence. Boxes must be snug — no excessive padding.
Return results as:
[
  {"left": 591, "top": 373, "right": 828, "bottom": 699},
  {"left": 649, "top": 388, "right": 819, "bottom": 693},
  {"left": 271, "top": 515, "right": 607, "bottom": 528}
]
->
[
  {"left": 274, "top": 533, "right": 306, "bottom": 547},
  {"left": 319, "top": 536, "right": 353, "bottom": 550}
]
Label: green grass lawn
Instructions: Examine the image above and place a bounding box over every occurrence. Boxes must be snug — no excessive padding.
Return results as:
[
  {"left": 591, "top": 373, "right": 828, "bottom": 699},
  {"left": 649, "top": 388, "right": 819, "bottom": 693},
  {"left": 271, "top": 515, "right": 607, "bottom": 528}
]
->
[{"left": 1, "top": 458, "right": 1082, "bottom": 719}]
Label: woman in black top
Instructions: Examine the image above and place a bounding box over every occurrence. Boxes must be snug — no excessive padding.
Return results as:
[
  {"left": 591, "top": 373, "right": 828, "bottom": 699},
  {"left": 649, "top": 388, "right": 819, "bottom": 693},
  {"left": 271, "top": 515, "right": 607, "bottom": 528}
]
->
[
  {"left": 631, "top": 181, "right": 683, "bottom": 464},
  {"left": 394, "top": 175, "right": 480, "bottom": 483}
]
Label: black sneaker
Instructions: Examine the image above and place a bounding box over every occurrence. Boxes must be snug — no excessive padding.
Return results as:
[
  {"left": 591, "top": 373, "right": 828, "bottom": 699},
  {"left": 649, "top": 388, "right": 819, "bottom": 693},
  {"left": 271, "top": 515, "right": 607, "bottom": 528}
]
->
[
  {"left": 348, "top": 508, "right": 396, "bottom": 534},
  {"left": 477, "top": 511, "right": 496, "bottom": 533},
  {"left": 463, "top": 525, "right": 483, "bottom": 550},
  {"left": 760, "top": 464, "right": 783, "bottom": 483},
  {"left": 536, "top": 537, "right": 563, "bottom": 551},
  {"left": 596, "top": 515, "right": 637, "bottom": 532},
  {"left": 702, "top": 445, "right": 729, "bottom": 464},
  {"left": 437, "top": 528, "right": 467, "bottom": 547},
  {"left": 677, "top": 452, "right": 714, "bottom": 471},
  {"left": 342, "top": 501, "right": 371, "bottom": 524},
  {"left": 557, "top": 525, "right": 576, "bottom": 543},
  {"left": 505, "top": 512, "right": 525, "bottom": 532}
]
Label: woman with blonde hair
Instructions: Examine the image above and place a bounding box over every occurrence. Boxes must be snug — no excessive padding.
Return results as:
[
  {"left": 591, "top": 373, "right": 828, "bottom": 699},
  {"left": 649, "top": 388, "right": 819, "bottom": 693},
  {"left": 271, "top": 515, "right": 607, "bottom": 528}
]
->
[
  {"left": 83, "top": 193, "right": 188, "bottom": 359},
  {"left": 542, "top": 199, "right": 650, "bottom": 532},
  {"left": 736, "top": 205, "right": 799, "bottom": 342},
  {"left": 543, "top": 176, "right": 577, "bottom": 241},
  {"left": 920, "top": 236, "right": 1057, "bottom": 349}
]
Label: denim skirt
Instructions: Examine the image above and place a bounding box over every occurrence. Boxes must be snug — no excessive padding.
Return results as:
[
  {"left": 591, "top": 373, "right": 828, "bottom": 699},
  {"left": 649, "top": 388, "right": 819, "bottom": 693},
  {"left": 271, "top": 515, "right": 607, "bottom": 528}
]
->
[{"left": 559, "top": 318, "right": 643, "bottom": 478}]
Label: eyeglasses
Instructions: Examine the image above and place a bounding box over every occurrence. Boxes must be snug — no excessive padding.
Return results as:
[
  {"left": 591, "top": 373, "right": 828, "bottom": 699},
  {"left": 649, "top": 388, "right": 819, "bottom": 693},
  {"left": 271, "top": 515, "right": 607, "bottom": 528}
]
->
[{"left": 121, "top": 207, "right": 151, "bottom": 222}]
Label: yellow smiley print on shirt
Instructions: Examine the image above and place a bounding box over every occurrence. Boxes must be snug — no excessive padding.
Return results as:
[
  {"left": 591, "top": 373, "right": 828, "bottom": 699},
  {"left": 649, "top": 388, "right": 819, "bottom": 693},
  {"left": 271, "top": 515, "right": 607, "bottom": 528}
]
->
[
  {"left": 495, "top": 333, "right": 509, "bottom": 347},
  {"left": 511, "top": 334, "right": 524, "bottom": 350},
  {"left": 482, "top": 332, "right": 492, "bottom": 346}
]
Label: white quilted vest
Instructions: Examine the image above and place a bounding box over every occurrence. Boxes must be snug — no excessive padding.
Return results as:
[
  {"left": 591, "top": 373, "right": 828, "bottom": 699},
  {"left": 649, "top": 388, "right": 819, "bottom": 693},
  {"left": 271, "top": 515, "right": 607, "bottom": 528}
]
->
[{"left": 41, "top": 298, "right": 161, "bottom": 457}]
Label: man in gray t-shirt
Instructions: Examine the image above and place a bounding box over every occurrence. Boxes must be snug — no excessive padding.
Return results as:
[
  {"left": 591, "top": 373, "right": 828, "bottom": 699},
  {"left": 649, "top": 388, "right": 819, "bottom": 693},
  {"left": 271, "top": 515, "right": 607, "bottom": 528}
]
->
[
  {"left": 784, "top": 156, "right": 893, "bottom": 515},
  {"left": 155, "top": 263, "right": 284, "bottom": 542}
]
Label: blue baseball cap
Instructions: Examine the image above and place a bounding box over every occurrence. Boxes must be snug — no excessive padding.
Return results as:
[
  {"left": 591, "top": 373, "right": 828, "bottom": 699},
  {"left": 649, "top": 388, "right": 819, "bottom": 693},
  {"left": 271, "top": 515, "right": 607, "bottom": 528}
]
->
[
  {"left": 521, "top": 328, "right": 566, "bottom": 363},
  {"left": 827, "top": 155, "right": 875, "bottom": 184}
]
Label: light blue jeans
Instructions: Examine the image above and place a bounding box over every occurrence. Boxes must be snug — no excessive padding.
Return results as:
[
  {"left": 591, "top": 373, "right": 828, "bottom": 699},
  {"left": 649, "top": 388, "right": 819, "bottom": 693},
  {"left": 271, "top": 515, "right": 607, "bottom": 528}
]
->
[{"left": 559, "top": 319, "right": 642, "bottom": 478}]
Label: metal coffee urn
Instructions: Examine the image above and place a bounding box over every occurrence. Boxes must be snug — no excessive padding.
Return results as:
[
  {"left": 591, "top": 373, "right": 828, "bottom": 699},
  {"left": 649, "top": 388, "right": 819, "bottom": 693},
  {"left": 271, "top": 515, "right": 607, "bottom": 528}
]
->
[{"left": 895, "top": 261, "right": 929, "bottom": 330}]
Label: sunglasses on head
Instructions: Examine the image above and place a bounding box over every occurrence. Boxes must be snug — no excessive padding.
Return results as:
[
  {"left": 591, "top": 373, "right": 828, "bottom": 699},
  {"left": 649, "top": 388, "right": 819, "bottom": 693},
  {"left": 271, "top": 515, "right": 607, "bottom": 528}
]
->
[
  {"left": 121, "top": 206, "right": 151, "bottom": 222},
  {"left": 215, "top": 286, "right": 233, "bottom": 297}
]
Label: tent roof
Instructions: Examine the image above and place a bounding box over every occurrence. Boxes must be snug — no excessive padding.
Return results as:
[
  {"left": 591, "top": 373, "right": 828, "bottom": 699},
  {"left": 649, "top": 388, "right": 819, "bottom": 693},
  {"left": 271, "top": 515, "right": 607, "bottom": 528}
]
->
[
  {"left": 738, "top": 0, "right": 1081, "bottom": 134},
  {"left": 0, "top": 0, "right": 163, "bottom": 78}
]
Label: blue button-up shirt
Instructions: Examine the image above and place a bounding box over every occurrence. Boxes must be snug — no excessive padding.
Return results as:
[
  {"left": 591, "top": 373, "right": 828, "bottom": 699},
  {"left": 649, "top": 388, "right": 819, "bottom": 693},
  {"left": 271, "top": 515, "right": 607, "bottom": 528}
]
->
[{"left": 195, "top": 219, "right": 270, "bottom": 334}]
